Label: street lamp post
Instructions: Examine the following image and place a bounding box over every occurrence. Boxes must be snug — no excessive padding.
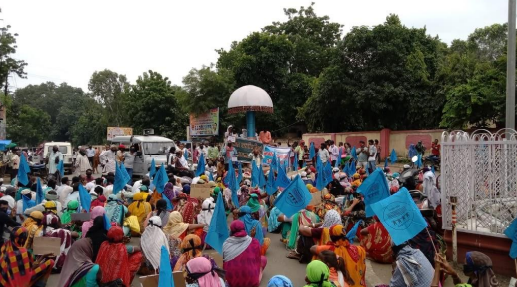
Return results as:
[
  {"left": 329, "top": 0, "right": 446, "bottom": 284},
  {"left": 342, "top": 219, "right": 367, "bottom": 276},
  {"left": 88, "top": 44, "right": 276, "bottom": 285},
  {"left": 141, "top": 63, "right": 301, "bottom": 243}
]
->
[{"left": 506, "top": 0, "right": 516, "bottom": 133}]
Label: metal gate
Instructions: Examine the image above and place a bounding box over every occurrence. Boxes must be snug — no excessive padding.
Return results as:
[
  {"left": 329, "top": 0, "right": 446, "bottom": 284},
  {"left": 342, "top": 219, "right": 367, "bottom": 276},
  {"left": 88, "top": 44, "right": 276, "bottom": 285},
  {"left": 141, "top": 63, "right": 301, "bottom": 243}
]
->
[{"left": 441, "top": 129, "right": 517, "bottom": 236}]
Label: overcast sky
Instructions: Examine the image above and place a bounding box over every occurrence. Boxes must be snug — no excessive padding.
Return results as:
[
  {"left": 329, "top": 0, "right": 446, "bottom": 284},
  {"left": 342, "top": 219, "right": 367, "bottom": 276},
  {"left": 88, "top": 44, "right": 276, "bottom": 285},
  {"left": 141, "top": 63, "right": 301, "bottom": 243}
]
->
[{"left": 1, "top": 0, "right": 510, "bottom": 92}]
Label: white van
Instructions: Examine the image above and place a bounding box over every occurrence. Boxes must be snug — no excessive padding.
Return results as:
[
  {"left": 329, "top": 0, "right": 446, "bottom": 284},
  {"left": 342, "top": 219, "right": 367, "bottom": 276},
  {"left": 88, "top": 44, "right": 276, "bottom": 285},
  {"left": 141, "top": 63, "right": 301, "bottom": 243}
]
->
[
  {"left": 43, "top": 142, "right": 73, "bottom": 173},
  {"left": 110, "top": 135, "right": 176, "bottom": 177}
]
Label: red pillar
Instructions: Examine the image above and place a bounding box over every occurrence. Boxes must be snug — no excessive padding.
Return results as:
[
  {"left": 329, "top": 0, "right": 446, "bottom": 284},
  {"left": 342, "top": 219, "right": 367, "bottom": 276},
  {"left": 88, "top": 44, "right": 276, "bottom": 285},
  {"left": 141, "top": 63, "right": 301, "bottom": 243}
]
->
[{"left": 380, "top": 129, "right": 391, "bottom": 159}]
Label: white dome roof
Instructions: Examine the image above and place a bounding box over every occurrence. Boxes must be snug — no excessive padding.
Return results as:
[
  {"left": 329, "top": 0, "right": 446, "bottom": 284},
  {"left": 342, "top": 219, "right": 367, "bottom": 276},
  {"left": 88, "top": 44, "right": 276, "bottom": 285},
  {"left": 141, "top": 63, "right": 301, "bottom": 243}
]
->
[{"left": 228, "top": 85, "right": 273, "bottom": 114}]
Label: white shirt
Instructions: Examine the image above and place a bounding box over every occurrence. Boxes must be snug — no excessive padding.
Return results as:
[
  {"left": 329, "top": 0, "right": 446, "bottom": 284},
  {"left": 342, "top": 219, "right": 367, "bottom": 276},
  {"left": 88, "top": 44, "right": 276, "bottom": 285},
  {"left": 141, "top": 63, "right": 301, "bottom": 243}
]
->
[
  {"left": 0, "top": 195, "right": 15, "bottom": 209},
  {"left": 178, "top": 157, "right": 188, "bottom": 168},
  {"left": 58, "top": 185, "right": 73, "bottom": 207},
  {"left": 104, "top": 184, "right": 114, "bottom": 198},
  {"left": 85, "top": 181, "right": 96, "bottom": 192},
  {"left": 99, "top": 150, "right": 116, "bottom": 174},
  {"left": 123, "top": 152, "right": 135, "bottom": 169},
  {"left": 318, "top": 149, "right": 330, "bottom": 163},
  {"left": 329, "top": 145, "right": 339, "bottom": 161},
  {"left": 24, "top": 200, "right": 63, "bottom": 216},
  {"left": 75, "top": 154, "right": 92, "bottom": 173},
  {"left": 48, "top": 151, "right": 64, "bottom": 174},
  {"left": 368, "top": 145, "right": 377, "bottom": 161},
  {"left": 65, "top": 191, "right": 81, "bottom": 210},
  {"left": 86, "top": 148, "right": 96, "bottom": 158}
]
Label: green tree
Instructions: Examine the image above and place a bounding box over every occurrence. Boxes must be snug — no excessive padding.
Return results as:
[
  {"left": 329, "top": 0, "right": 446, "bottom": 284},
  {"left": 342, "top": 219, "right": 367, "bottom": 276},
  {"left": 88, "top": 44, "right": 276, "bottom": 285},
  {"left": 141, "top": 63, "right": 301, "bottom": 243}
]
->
[
  {"left": 88, "top": 70, "right": 130, "bottom": 126},
  {"left": 7, "top": 104, "right": 51, "bottom": 146},
  {"left": 126, "top": 70, "right": 188, "bottom": 140},
  {"left": 0, "top": 24, "right": 27, "bottom": 89},
  {"left": 70, "top": 99, "right": 108, "bottom": 145}
]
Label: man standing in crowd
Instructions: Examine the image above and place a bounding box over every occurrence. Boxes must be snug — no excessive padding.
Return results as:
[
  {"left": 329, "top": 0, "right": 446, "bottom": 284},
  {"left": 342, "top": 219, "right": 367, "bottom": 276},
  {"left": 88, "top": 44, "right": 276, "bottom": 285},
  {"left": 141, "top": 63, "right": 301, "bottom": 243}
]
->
[
  {"left": 329, "top": 140, "right": 339, "bottom": 167},
  {"left": 75, "top": 148, "right": 92, "bottom": 176},
  {"left": 86, "top": 145, "right": 95, "bottom": 167},
  {"left": 357, "top": 141, "right": 368, "bottom": 168},
  {"left": 431, "top": 139, "right": 440, "bottom": 159},
  {"left": 368, "top": 139, "right": 377, "bottom": 173},
  {"left": 375, "top": 139, "right": 381, "bottom": 164},
  {"left": 47, "top": 145, "right": 64, "bottom": 176},
  {"left": 100, "top": 145, "right": 117, "bottom": 175},
  {"left": 416, "top": 140, "right": 426, "bottom": 156},
  {"left": 318, "top": 142, "right": 330, "bottom": 164},
  {"left": 124, "top": 147, "right": 136, "bottom": 181},
  {"left": 207, "top": 142, "right": 219, "bottom": 164}
]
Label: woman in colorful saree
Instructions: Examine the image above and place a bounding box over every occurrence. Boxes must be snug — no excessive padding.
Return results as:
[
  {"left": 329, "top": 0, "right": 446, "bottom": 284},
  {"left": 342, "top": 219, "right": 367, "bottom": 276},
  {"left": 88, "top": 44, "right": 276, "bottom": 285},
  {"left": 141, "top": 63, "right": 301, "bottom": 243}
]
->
[
  {"left": 128, "top": 192, "right": 152, "bottom": 234},
  {"left": 21, "top": 210, "right": 44, "bottom": 250},
  {"left": 173, "top": 193, "right": 196, "bottom": 224},
  {"left": 140, "top": 216, "right": 170, "bottom": 275},
  {"left": 81, "top": 206, "right": 106, "bottom": 238},
  {"left": 173, "top": 234, "right": 204, "bottom": 272},
  {"left": 43, "top": 211, "right": 74, "bottom": 271},
  {"left": 223, "top": 220, "right": 267, "bottom": 287},
  {"left": 60, "top": 200, "right": 79, "bottom": 225},
  {"left": 238, "top": 205, "right": 270, "bottom": 255},
  {"left": 0, "top": 226, "right": 54, "bottom": 287},
  {"left": 359, "top": 216, "right": 393, "bottom": 264},
  {"left": 95, "top": 226, "right": 143, "bottom": 287},
  {"left": 57, "top": 238, "right": 100, "bottom": 287},
  {"left": 105, "top": 194, "right": 128, "bottom": 227},
  {"left": 186, "top": 257, "right": 226, "bottom": 287}
]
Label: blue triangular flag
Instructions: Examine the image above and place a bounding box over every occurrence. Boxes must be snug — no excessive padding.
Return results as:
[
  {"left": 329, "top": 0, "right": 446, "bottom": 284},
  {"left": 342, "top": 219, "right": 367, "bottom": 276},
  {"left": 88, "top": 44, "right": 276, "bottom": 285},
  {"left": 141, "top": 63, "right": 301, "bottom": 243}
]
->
[
  {"left": 275, "top": 163, "right": 291, "bottom": 189},
  {"left": 324, "top": 162, "right": 333, "bottom": 185},
  {"left": 346, "top": 220, "right": 363, "bottom": 241},
  {"left": 390, "top": 149, "right": 397, "bottom": 165},
  {"left": 153, "top": 163, "right": 168, "bottom": 193},
  {"left": 195, "top": 153, "right": 206, "bottom": 177},
  {"left": 351, "top": 146, "right": 357, "bottom": 160},
  {"left": 251, "top": 160, "right": 259, "bottom": 187},
  {"left": 316, "top": 153, "right": 322, "bottom": 171},
  {"left": 416, "top": 154, "right": 423, "bottom": 168},
  {"left": 237, "top": 161, "right": 243, "bottom": 184},
  {"left": 227, "top": 159, "right": 239, "bottom": 208},
  {"left": 56, "top": 160, "right": 65, "bottom": 178},
  {"left": 335, "top": 149, "right": 341, "bottom": 169},
  {"left": 316, "top": 162, "right": 326, "bottom": 191},
  {"left": 205, "top": 192, "right": 230, "bottom": 254},
  {"left": 79, "top": 184, "right": 91, "bottom": 212},
  {"left": 371, "top": 188, "right": 427, "bottom": 245},
  {"left": 150, "top": 158, "right": 157, "bottom": 179},
  {"left": 17, "top": 154, "right": 30, "bottom": 186},
  {"left": 302, "top": 160, "right": 307, "bottom": 168},
  {"left": 266, "top": 169, "right": 277, "bottom": 195},
  {"left": 384, "top": 157, "right": 388, "bottom": 168},
  {"left": 504, "top": 218, "right": 517, "bottom": 259},
  {"left": 270, "top": 151, "right": 278, "bottom": 172},
  {"left": 103, "top": 213, "right": 111, "bottom": 231},
  {"left": 22, "top": 193, "right": 35, "bottom": 212},
  {"left": 431, "top": 165, "right": 435, "bottom": 174},
  {"left": 293, "top": 153, "right": 299, "bottom": 171},
  {"left": 158, "top": 245, "right": 174, "bottom": 287},
  {"left": 258, "top": 163, "right": 266, "bottom": 188},
  {"left": 309, "top": 142, "right": 315, "bottom": 159},
  {"left": 274, "top": 175, "right": 312, "bottom": 218},
  {"left": 209, "top": 171, "right": 214, "bottom": 182},
  {"left": 357, "top": 168, "right": 390, "bottom": 217},
  {"left": 36, "top": 178, "right": 44, "bottom": 205},
  {"left": 113, "top": 163, "right": 130, "bottom": 194},
  {"left": 184, "top": 149, "right": 189, "bottom": 160}
]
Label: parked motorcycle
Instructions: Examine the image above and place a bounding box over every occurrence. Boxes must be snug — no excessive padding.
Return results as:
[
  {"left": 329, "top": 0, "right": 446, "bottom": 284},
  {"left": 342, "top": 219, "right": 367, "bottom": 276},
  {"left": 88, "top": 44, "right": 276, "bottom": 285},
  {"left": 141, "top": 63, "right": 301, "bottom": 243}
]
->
[{"left": 423, "top": 155, "right": 440, "bottom": 170}]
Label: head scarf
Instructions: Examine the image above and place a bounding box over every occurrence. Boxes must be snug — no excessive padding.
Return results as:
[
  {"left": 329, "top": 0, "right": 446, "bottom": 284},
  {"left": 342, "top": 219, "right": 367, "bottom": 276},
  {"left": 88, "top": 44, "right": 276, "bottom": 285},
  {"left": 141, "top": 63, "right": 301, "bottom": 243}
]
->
[
  {"left": 95, "top": 227, "right": 132, "bottom": 286},
  {"left": 58, "top": 238, "right": 95, "bottom": 287},
  {"left": 186, "top": 257, "right": 221, "bottom": 287},
  {"left": 163, "top": 211, "right": 189, "bottom": 239},
  {"left": 44, "top": 201, "right": 57, "bottom": 214},
  {"left": 45, "top": 191, "right": 58, "bottom": 201},
  {"left": 141, "top": 216, "right": 170, "bottom": 270},
  {"left": 465, "top": 251, "right": 499, "bottom": 287},
  {"left": 85, "top": 216, "right": 107, "bottom": 261},
  {"left": 238, "top": 206, "right": 263, "bottom": 245},
  {"left": 183, "top": 184, "right": 191, "bottom": 194},
  {"left": 0, "top": 226, "right": 33, "bottom": 287},
  {"left": 304, "top": 260, "right": 332, "bottom": 287},
  {"left": 82, "top": 206, "right": 106, "bottom": 238},
  {"left": 104, "top": 194, "right": 123, "bottom": 225},
  {"left": 247, "top": 193, "right": 261, "bottom": 213},
  {"left": 61, "top": 200, "right": 79, "bottom": 225},
  {"left": 173, "top": 234, "right": 203, "bottom": 272},
  {"left": 128, "top": 192, "right": 147, "bottom": 218},
  {"left": 223, "top": 220, "right": 252, "bottom": 262},
  {"left": 287, "top": 209, "right": 318, "bottom": 250},
  {"left": 268, "top": 275, "right": 294, "bottom": 287},
  {"left": 322, "top": 210, "right": 342, "bottom": 228}
]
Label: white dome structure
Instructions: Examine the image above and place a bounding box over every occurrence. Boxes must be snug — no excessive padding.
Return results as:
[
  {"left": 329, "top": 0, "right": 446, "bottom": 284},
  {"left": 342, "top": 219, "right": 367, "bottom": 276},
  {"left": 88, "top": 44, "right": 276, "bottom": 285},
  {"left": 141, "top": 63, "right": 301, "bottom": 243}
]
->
[{"left": 227, "top": 85, "right": 274, "bottom": 114}]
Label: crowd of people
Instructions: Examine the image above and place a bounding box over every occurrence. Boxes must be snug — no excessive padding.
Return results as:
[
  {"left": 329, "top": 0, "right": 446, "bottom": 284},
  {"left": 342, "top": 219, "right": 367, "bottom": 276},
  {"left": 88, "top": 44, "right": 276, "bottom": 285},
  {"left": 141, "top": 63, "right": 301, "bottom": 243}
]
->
[{"left": 0, "top": 135, "right": 503, "bottom": 287}]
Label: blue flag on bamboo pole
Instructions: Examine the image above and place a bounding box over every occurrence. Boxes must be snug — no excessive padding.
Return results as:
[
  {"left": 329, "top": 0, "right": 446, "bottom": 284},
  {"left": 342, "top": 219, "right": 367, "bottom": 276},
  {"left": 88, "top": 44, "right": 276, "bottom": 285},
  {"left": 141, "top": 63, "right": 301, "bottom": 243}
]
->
[
  {"left": 113, "top": 163, "right": 130, "bottom": 194},
  {"left": 266, "top": 169, "right": 276, "bottom": 195},
  {"left": 251, "top": 160, "right": 259, "bottom": 187},
  {"left": 258, "top": 163, "right": 266, "bottom": 188},
  {"left": 274, "top": 175, "right": 312, "bottom": 218},
  {"left": 384, "top": 157, "right": 388, "bottom": 168},
  {"left": 209, "top": 171, "right": 214, "bottom": 182},
  {"left": 195, "top": 153, "right": 206, "bottom": 177},
  {"left": 228, "top": 159, "right": 239, "bottom": 208},
  {"left": 153, "top": 163, "right": 172, "bottom": 209},
  {"left": 17, "top": 154, "right": 30, "bottom": 186},
  {"left": 150, "top": 158, "right": 157, "bottom": 179},
  {"left": 416, "top": 154, "right": 423, "bottom": 168},
  {"left": 357, "top": 168, "right": 390, "bottom": 217},
  {"left": 22, "top": 193, "right": 35, "bottom": 213},
  {"left": 158, "top": 245, "right": 174, "bottom": 287},
  {"left": 79, "top": 184, "right": 91, "bottom": 212},
  {"left": 293, "top": 153, "right": 299, "bottom": 171},
  {"left": 275, "top": 163, "right": 291, "bottom": 189},
  {"left": 390, "top": 149, "right": 397, "bottom": 164},
  {"left": 351, "top": 147, "right": 357, "bottom": 160},
  {"left": 324, "top": 162, "right": 333, "bottom": 185},
  {"left": 316, "top": 153, "right": 322, "bottom": 171},
  {"left": 36, "top": 178, "right": 44, "bottom": 205},
  {"left": 56, "top": 160, "right": 65, "bottom": 178},
  {"left": 270, "top": 151, "right": 278, "bottom": 172},
  {"left": 371, "top": 188, "right": 427, "bottom": 245},
  {"left": 237, "top": 161, "right": 243, "bottom": 184},
  {"left": 346, "top": 220, "right": 363, "bottom": 241},
  {"left": 205, "top": 192, "right": 229, "bottom": 254},
  {"left": 309, "top": 142, "right": 315, "bottom": 159},
  {"left": 316, "top": 162, "right": 326, "bottom": 191}
]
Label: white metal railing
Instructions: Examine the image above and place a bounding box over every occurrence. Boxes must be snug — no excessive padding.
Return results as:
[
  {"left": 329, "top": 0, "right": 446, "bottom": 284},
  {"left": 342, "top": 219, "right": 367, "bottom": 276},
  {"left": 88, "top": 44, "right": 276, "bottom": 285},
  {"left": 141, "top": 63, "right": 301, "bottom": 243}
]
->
[{"left": 441, "top": 129, "right": 517, "bottom": 235}]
